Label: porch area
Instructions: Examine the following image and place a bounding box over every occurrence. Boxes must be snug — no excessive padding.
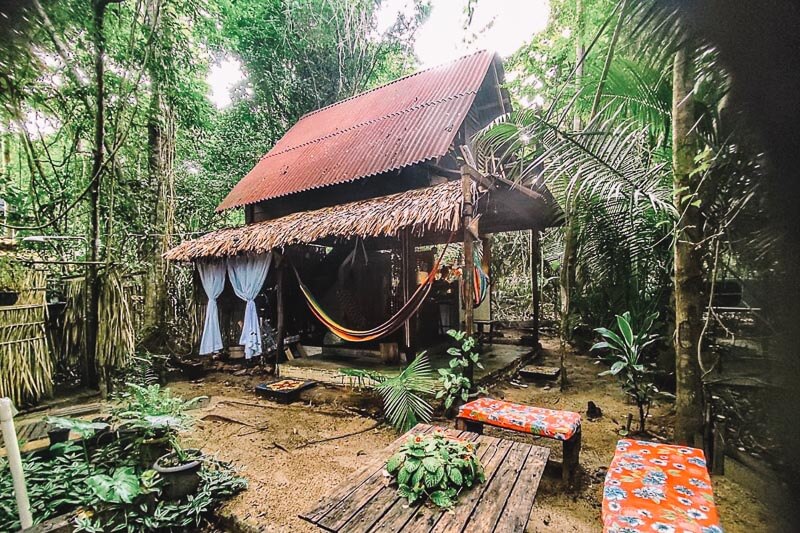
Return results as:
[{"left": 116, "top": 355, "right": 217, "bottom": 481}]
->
[{"left": 278, "top": 343, "right": 535, "bottom": 386}]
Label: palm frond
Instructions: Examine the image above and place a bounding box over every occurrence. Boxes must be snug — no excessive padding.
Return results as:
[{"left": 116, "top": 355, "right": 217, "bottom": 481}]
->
[{"left": 375, "top": 353, "right": 436, "bottom": 433}]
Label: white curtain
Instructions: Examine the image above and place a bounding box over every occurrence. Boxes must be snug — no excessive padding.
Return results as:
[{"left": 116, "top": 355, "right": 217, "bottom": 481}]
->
[
  {"left": 197, "top": 260, "right": 227, "bottom": 355},
  {"left": 227, "top": 253, "right": 272, "bottom": 358}
]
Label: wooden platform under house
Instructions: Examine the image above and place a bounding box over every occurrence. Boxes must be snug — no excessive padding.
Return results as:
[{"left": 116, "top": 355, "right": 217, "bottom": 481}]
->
[{"left": 165, "top": 50, "right": 563, "bottom": 369}]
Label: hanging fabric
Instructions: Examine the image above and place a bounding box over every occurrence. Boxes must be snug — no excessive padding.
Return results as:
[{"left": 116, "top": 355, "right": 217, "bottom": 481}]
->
[
  {"left": 295, "top": 262, "right": 437, "bottom": 342},
  {"left": 461, "top": 248, "right": 490, "bottom": 307},
  {"left": 295, "top": 237, "right": 453, "bottom": 342},
  {"left": 227, "top": 253, "right": 272, "bottom": 358},
  {"left": 473, "top": 262, "right": 490, "bottom": 306},
  {"left": 197, "top": 260, "right": 227, "bottom": 355}
]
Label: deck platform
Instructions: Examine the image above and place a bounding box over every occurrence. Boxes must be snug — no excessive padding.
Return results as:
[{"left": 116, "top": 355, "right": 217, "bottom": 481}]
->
[{"left": 301, "top": 423, "right": 550, "bottom": 532}]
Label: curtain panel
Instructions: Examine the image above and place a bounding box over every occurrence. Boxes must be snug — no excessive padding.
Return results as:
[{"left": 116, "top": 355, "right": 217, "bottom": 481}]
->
[
  {"left": 227, "top": 253, "right": 272, "bottom": 358},
  {"left": 197, "top": 260, "right": 227, "bottom": 355}
]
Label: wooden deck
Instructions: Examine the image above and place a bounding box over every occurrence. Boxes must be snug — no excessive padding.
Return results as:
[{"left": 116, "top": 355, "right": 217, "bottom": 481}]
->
[{"left": 300, "top": 423, "right": 550, "bottom": 532}]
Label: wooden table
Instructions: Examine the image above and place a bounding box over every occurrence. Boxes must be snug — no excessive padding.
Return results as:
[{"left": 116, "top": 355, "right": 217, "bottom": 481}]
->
[{"left": 300, "top": 423, "right": 550, "bottom": 532}]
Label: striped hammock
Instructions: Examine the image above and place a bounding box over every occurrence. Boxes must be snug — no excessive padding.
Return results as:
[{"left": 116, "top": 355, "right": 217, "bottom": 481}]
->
[
  {"left": 295, "top": 266, "right": 437, "bottom": 342},
  {"left": 294, "top": 240, "right": 452, "bottom": 342}
]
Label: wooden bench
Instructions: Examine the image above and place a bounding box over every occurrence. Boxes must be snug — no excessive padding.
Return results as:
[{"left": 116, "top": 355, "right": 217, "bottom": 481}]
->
[
  {"left": 474, "top": 319, "right": 499, "bottom": 344},
  {"left": 455, "top": 397, "right": 581, "bottom": 485},
  {"left": 602, "top": 439, "right": 722, "bottom": 533}
]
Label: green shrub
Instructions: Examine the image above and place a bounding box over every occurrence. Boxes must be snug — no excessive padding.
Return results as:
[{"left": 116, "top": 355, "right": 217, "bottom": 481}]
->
[
  {"left": 436, "top": 330, "right": 486, "bottom": 412},
  {"left": 592, "top": 311, "right": 673, "bottom": 433},
  {"left": 385, "top": 430, "right": 485, "bottom": 509}
]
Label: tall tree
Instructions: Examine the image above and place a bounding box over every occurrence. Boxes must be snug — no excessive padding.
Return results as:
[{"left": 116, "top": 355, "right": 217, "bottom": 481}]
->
[
  {"left": 671, "top": 44, "right": 703, "bottom": 445},
  {"left": 86, "top": 0, "right": 124, "bottom": 390},
  {"left": 141, "top": 0, "right": 176, "bottom": 350}
]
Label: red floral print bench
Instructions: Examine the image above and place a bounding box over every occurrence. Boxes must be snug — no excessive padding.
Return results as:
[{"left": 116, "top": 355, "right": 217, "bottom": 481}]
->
[
  {"left": 455, "top": 397, "right": 582, "bottom": 484},
  {"left": 602, "top": 439, "right": 723, "bottom": 533}
]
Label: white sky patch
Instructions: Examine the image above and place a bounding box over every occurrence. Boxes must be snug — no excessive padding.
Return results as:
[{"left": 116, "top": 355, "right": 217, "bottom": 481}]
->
[
  {"left": 409, "top": 0, "right": 549, "bottom": 67},
  {"left": 376, "top": 0, "right": 419, "bottom": 35},
  {"left": 207, "top": 56, "right": 245, "bottom": 109},
  {"left": 207, "top": 1, "right": 550, "bottom": 107},
  {"left": 24, "top": 109, "right": 60, "bottom": 137}
]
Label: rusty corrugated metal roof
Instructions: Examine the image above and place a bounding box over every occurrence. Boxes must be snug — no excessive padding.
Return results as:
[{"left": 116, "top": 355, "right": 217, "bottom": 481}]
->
[{"left": 216, "top": 50, "right": 496, "bottom": 211}]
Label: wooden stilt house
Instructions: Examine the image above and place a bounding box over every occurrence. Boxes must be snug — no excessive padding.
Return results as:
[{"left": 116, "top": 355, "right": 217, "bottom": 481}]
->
[{"left": 166, "top": 50, "right": 562, "bottom": 364}]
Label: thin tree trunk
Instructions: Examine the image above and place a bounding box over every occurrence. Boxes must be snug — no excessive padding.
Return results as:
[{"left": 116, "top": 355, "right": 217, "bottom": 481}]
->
[
  {"left": 142, "top": 85, "right": 175, "bottom": 350},
  {"left": 559, "top": 0, "right": 585, "bottom": 391},
  {"left": 86, "top": 0, "right": 111, "bottom": 390},
  {"left": 462, "top": 168, "right": 475, "bottom": 389},
  {"left": 590, "top": 0, "right": 628, "bottom": 118},
  {"left": 672, "top": 45, "right": 704, "bottom": 445}
]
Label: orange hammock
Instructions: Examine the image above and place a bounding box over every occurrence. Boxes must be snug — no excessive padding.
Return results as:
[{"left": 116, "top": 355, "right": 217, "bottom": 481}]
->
[{"left": 294, "top": 241, "right": 451, "bottom": 342}]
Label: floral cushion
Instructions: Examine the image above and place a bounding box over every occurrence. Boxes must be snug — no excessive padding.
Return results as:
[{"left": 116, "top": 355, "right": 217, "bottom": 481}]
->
[
  {"left": 603, "top": 439, "right": 723, "bottom": 533},
  {"left": 457, "top": 397, "right": 581, "bottom": 441}
]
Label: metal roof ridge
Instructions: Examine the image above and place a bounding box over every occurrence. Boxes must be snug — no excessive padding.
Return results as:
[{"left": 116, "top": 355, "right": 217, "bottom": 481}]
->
[
  {"left": 219, "top": 151, "right": 447, "bottom": 211},
  {"left": 297, "top": 49, "right": 492, "bottom": 121},
  {"left": 257, "top": 91, "right": 478, "bottom": 162}
]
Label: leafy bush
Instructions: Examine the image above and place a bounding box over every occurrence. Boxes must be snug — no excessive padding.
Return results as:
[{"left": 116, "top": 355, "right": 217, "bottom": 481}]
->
[
  {"left": 73, "top": 457, "right": 247, "bottom": 532},
  {"left": 1, "top": 384, "right": 244, "bottom": 531},
  {"left": 592, "top": 311, "right": 673, "bottom": 433},
  {"left": 340, "top": 353, "right": 435, "bottom": 432},
  {"left": 112, "top": 383, "right": 205, "bottom": 420},
  {"left": 436, "top": 330, "right": 486, "bottom": 412},
  {"left": 385, "top": 430, "right": 485, "bottom": 509}
]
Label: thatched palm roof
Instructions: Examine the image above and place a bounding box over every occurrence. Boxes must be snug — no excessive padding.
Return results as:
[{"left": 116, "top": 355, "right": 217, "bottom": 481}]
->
[{"left": 165, "top": 181, "right": 464, "bottom": 262}]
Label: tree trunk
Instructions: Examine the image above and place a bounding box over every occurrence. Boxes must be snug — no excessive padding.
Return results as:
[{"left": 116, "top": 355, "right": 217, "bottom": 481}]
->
[
  {"left": 559, "top": 0, "right": 586, "bottom": 391},
  {"left": 141, "top": 85, "right": 175, "bottom": 350},
  {"left": 462, "top": 168, "right": 475, "bottom": 388},
  {"left": 86, "top": 0, "right": 113, "bottom": 390},
  {"left": 672, "top": 46, "right": 704, "bottom": 445}
]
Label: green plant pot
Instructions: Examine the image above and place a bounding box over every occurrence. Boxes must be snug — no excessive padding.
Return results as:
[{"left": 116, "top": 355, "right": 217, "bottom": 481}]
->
[
  {"left": 140, "top": 436, "right": 171, "bottom": 468},
  {"left": 48, "top": 428, "right": 70, "bottom": 445},
  {"left": 153, "top": 449, "right": 203, "bottom": 500}
]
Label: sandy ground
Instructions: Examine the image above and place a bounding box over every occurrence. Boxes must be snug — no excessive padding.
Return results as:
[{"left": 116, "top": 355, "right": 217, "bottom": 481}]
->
[{"left": 170, "top": 338, "right": 782, "bottom": 532}]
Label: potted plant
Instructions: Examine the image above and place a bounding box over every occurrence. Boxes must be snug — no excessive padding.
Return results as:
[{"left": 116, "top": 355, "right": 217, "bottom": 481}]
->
[
  {"left": 110, "top": 384, "right": 205, "bottom": 466},
  {"left": 385, "top": 429, "right": 485, "bottom": 509},
  {"left": 45, "top": 416, "right": 110, "bottom": 465},
  {"left": 153, "top": 438, "right": 203, "bottom": 499},
  {"left": 47, "top": 425, "right": 71, "bottom": 445}
]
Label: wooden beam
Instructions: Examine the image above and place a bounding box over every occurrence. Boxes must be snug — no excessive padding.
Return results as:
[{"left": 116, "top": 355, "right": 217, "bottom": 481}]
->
[
  {"left": 460, "top": 164, "right": 548, "bottom": 204},
  {"left": 275, "top": 254, "right": 285, "bottom": 372},
  {"left": 482, "top": 235, "right": 493, "bottom": 322},
  {"left": 530, "top": 230, "right": 541, "bottom": 348},
  {"left": 400, "top": 228, "right": 415, "bottom": 361},
  {"left": 462, "top": 167, "right": 476, "bottom": 386}
]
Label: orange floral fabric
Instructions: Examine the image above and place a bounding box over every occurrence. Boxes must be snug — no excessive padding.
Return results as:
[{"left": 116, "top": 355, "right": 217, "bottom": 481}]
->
[
  {"left": 457, "top": 397, "right": 581, "bottom": 441},
  {"left": 602, "top": 439, "right": 723, "bottom": 533}
]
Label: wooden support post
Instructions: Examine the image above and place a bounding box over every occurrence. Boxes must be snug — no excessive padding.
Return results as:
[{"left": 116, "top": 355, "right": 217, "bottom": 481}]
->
[
  {"left": 462, "top": 167, "right": 475, "bottom": 386},
  {"left": 275, "top": 254, "right": 285, "bottom": 373},
  {"left": 712, "top": 415, "right": 726, "bottom": 475},
  {"left": 530, "top": 229, "right": 541, "bottom": 347},
  {"left": 400, "top": 229, "right": 415, "bottom": 361}
]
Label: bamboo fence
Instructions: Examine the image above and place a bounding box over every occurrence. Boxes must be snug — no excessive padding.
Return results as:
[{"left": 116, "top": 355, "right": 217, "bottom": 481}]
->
[{"left": 0, "top": 271, "right": 53, "bottom": 404}]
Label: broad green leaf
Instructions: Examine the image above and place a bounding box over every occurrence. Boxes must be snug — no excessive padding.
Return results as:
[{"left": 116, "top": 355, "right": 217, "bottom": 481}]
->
[{"left": 616, "top": 315, "right": 634, "bottom": 347}]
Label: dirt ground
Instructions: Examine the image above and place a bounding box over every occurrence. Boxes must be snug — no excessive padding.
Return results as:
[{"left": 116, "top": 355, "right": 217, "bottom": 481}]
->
[{"left": 170, "top": 338, "right": 781, "bottom": 532}]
